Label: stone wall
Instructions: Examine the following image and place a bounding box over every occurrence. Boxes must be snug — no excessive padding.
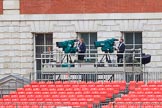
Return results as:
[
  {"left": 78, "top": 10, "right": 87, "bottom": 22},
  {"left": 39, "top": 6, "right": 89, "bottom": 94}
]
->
[{"left": 0, "top": 17, "right": 162, "bottom": 74}]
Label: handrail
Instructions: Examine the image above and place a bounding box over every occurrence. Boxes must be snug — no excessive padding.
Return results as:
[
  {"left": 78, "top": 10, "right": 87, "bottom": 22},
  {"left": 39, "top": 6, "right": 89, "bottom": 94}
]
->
[{"left": 40, "top": 49, "right": 142, "bottom": 74}]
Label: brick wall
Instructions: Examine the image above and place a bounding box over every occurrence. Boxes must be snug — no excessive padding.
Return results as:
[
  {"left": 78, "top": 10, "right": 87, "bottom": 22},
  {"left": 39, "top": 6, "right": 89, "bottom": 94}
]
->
[
  {"left": 20, "top": 0, "right": 162, "bottom": 14},
  {"left": 0, "top": 0, "right": 2, "bottom": 14}
]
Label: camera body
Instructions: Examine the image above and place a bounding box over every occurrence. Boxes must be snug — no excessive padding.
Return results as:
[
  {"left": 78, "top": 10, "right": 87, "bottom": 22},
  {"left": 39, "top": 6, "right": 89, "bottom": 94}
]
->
[
  {"left": 94, "top": 38, "right": 118, "bottom": 53},
  {"left": 56, "top": 39, "right": 77, "bottom": 53}
]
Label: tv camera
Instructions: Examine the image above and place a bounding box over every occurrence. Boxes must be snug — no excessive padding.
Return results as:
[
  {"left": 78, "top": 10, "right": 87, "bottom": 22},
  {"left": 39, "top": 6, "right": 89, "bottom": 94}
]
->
[
  {"left": 56, "top": 39, "right": 77, "bottom": 67},
  {"left": 94, "top": 38, "right": 118, "bottom": 67}
]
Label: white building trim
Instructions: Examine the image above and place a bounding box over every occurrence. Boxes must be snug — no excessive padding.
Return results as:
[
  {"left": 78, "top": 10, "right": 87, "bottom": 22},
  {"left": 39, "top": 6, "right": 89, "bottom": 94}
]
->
[{"left": 0, "top": 13, "right": 162, "bottom": 21}]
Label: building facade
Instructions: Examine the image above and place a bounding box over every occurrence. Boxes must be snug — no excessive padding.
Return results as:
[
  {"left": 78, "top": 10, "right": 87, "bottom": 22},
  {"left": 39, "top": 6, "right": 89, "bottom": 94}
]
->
[{"left": 0, "top": 0, "right": 162, "bottom": 79}]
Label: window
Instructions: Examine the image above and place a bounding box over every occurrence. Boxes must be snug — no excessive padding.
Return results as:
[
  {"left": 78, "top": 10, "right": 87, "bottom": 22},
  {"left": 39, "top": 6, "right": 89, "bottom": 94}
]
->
[
  {"left": 124, "top": 32, "right": 142, "bottom": 50},
  {"left": 34, "top": 33, "right": 53, "bottom": 71},
  {"left": 77, "top": 33, "right": 97, "bottom": 62},
  {"left": 123, "top": 32, "right": 143, "bottom": 82}
]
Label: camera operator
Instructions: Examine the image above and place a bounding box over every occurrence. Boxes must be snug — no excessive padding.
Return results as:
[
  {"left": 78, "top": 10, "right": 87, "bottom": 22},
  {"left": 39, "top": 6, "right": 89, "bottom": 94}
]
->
[
  {"left": 116, "top": 38, "right": 125, "bottom": 67},
  {"left": 77, "top": 38, "right": 86, "bottom": 63}
]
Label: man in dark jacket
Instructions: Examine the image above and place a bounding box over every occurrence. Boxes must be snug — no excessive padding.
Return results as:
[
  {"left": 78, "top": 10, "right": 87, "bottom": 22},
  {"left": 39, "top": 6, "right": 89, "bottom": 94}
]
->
[
  {"left": 77, "top": 38, "right": 86, "bottom": 61},
  {"left": 117, "top": 38, "right": 125, "bottom": 66}
]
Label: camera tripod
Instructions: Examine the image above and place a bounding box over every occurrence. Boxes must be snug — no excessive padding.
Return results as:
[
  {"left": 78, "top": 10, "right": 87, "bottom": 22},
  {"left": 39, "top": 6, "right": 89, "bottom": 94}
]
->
[
  {"left": 61, "top": 54, "right": 72, "bottom": 63},
  {"left": 94, "top": 52, "right": 112, "bottom": 67},
  {"left": 100, "top": 52, "right": 111, "bottom": 63}
]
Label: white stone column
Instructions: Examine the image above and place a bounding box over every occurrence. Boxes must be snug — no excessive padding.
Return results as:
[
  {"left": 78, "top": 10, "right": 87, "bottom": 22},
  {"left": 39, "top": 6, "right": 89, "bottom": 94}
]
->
[{"left": 3, "top": 0, "right": 19, "bottom": 14}]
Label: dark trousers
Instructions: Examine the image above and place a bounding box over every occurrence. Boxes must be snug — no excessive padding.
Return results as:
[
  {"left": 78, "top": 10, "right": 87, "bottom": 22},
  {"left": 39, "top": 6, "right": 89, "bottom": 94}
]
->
[
  {"left": 78, "top": 53, "right": 85, "bottom": 61},
  {"left": 117, "top": 57, "right": 123, "bottom": 67}
]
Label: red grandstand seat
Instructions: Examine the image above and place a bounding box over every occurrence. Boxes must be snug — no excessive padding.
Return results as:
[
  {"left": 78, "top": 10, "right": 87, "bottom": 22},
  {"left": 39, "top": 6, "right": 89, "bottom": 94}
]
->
[
  {"left": 61, "top": 98, "right": 69, "bottom": 102},
  {"left": 142, "top": 104, "right": 154, "bottom": 108},
  {"left": 11, "top": 98, "right": 19, "bottom": 103},
  {"left": 39, "top": 84, "right": 47, "bottom": 88},
  {"left": 131, "top": 98, "right": 140, "bottom": 102},
  {"left": 127, "top": 104, "right": 139, "bottom": 108},
  {"left": 32, "top": 88, "right": 40, "bottom": 92},
  {"left": 47, "top": 84, "right": 55, "bottom": 88},
  {"left": 80, "top": 101, "right": 88, "bottom": 107},
  {"left": 123, "top": 98, "right": 132, "bottom": 102},
  {"left": 46, "top": 81, "right": 53, "bottom": 85},
  {"left": 3, "top": 98, "right": 11, "bottom": 102},
  {"left": 0, "top": 105, "right": 6, "bottom": 108},
  {"left": 17, "top": 88, "right": 25, "bottom": 92},
  {"left": 153, "top": 104, "right": 162, "bottom": 108},
  {"left": 77, "top": 94, "right": 84, "bottom": 98},
  {"left": 129, "top": 81, "right": 136, "bottom": 91},
  {"left": 87, "top": 81, "right": 95, "bottom": 85},
  {"left": 35, "top": 94, "right": 42, "bottom": 98},
  {"left": 87, "top": 104, "right": 93, "bottom": 108},
  {"left": 100, "top": 93, "right": 107, "bottom": 101},
  {"left": 54, "top": 81, "right": 62, "bottom": 85},
  {"left": 115, "top": 98, "right": 123, "bottom": 102},
  {"left": 58, "top": 91, "right": 66, "bottom": 95},
  {"left": 24, "top": 84, "right": 31, "bottom": 88},
  {"left": 103, "top": 102, "right": 113, "bottom": 108},
  {"left": 66, "top": 91, "right": 74, "bottom": 95},
  {"left": 78, "top": 98, "right": 87, "bottom": 102},
  {"left": 44, "top": 98, "right": 53, "bottom": 103},
  {"left": 156, "top": 95, "right": 162, "bottom": 98},
  {"left": 120, "top": 84, "right": 126, "bottom": 91},
  {"left": 129, "top": 85, "right": 136, "bottom": 91},
  {"left": 112, "top": 85, "right": 120, "bottom": 94},
  {"left": 43, "top": 94, "right": 51, "bottom": 99},
  {"left": 136, "top": 81, "right": 144, "bottom": 87},
  {"left": 25, "top": 91, "right": 33, "bottom": 95},
  {"left": 35, "top": 98, "right": 44, "bottom": 103},
  {"left": 56, "top": 88, "right": 64, "bottom": 92},
  {"left": 96, "top": 84, "right": 104, "bottom": 88},
  {"left": 64, "top": 84, "right": 71, "bottom": 88},
  {"left": 31, "top": 105, "right": 39, "bottom": 108},
  {"left": 148, "top": 84, "right": 157, "bottom": 88},
  {"left": 86, "top": 98, "right": 95, "bottom": 103},
  {"left": 90, "top": 87, "right": 98, "bottom": 92},
  {"left": 71, "top": 101, "right": 80, "bottom": 107},
  {"left": 19, "top": 94, "right": 27, "bottom": 98},
  {"left": 19, "top": 98, "right": 28, "bottom": 102},
  {"left": 34, "top": 91, "right": 42, "bottom": 95},
  {"left": 147, "top": 81, "right": 156, "bottom": 85},
  {"left": 156, "top": 81, "right": 162, "bottom": 85},
  {"left": 149, "top": 98, "right": 158, "bottom": 103},
  {"left": 70, "top": 98, "right": 78, "bottom": 102},
  {"left": 144, "top": 91, "right": 153, "bottom": 95},
  {"left": 38, "top": 81, "right": 46, "bottom": 85},
  {"left": 93, "top": 95, "right": 101, "bottom": 103},
  {"left": 68, "top": 94, "right": 76, "bottom": 98},
  {"left": 24, "top": 88, "right": 33, "bottom": 92},
  {"left": 104, "top": 84, "right": 112, "bottom": 88},
  {"left": 82, "top": 87, "right": 89, "bottom": 92},
  {"left": 9, "top": 91, "right": 17, "bottom": 95},
  {"left": 95, "top": 81, "right": 103, "bottom": 85},
  {"left": 18, "top": 104, "right": 30, "bottom": 108},
  {"left": 73, "top": 88, "right": 81, "bottom": 92},
  {"left": 6, "top": 104, "right": 16, "bottom": 108},
  {"left": 28, "top": 98, "right": 36, "bottom": 102},
  {"left": 31, "top": 84, "right": 39, "bottom": 88},
  {"left": 103, "top": 81, "right": 111, "bottom": 85},
  {"left": 141, "top": 98, "right": 149, "bottom": 102},
  {"left": 158, "top": 98, "right": 162, "bottom": 102},
  {"left": 63, "top": 101, "right": 71, "bottom": 106},
  {"left": 116, "top": 104, "right": 128, "bottom": 108},
  {"left": 137, "top": 94, "right": 145, "bottom": 99},
  {"left": 42, "top": 104, "right": 55, "bottom": 108}
]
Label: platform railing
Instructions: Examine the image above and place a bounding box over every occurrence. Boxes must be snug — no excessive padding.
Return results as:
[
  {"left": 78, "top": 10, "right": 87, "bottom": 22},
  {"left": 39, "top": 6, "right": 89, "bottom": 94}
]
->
[{"left": 40, "top": 48, "right": 142, "bottom": 72}]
